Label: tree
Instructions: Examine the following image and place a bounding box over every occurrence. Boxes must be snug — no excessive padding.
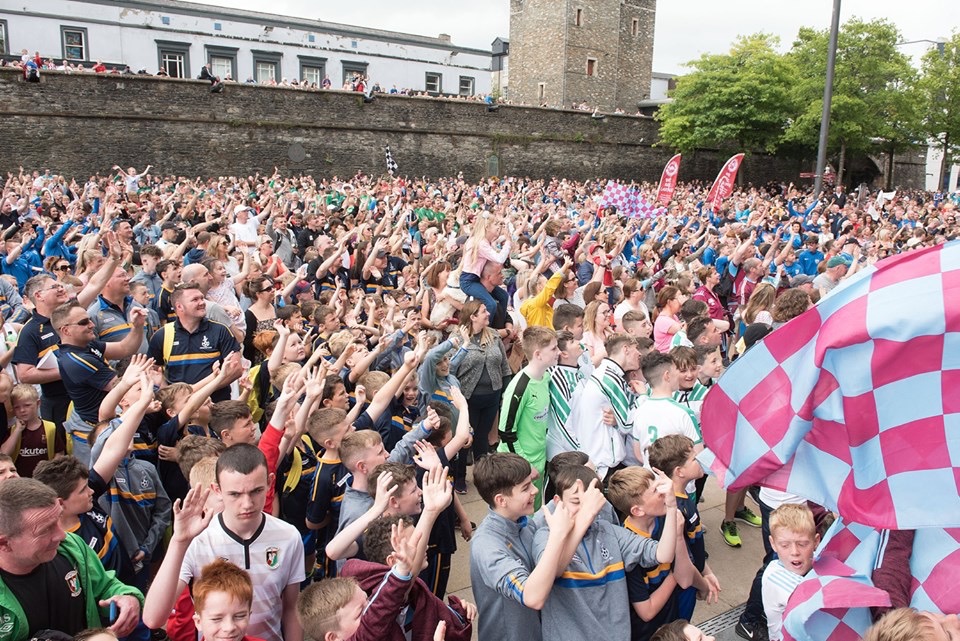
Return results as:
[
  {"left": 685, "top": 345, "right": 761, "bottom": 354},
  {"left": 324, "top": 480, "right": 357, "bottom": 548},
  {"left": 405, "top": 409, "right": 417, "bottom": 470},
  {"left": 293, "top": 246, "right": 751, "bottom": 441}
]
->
[
  {"left": 656, "top": 34, "right": 797, "bottom": 155},
  {"left": 918, "top": 33, "right": 960, "bottom": 191},
  {"left": 783, "top": 18, "right": 921, "bottom": 185}
]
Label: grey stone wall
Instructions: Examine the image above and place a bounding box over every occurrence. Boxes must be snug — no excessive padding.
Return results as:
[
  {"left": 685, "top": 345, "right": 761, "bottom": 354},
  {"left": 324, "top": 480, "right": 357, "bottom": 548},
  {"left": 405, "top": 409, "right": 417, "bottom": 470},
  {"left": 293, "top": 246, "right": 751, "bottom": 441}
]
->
[
  {"left": 508, "top": 0, "right": 654, "bottom": 112},
  {"left": 0, "top": 68, "right": 810, "bottom": 186}
]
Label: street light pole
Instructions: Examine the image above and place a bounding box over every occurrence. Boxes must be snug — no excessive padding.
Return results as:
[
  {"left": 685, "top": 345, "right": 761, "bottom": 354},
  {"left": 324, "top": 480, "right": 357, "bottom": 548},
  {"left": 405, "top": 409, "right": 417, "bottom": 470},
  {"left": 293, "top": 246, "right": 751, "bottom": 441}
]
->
[{"left": 814, "top": 0, "right": 843, "bottom": 198}]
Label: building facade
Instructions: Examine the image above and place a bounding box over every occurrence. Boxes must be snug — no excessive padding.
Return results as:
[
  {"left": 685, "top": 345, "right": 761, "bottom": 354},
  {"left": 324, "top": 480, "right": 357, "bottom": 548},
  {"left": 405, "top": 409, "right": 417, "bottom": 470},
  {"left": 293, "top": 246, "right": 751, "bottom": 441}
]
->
[
  {"left": 507, "top": 0, "right": 655, "bottom": 111},
  {"left": 0, "top": 0, "right": 492, "bottom": 95}
]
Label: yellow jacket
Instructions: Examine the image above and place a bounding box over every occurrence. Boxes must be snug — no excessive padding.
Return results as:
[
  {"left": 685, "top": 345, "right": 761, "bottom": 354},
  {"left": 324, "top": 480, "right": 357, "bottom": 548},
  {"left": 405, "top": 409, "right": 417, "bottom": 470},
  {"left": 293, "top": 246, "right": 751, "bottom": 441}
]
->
[{"left": 520, "top": 271, "right": 565, "bottom": 328}]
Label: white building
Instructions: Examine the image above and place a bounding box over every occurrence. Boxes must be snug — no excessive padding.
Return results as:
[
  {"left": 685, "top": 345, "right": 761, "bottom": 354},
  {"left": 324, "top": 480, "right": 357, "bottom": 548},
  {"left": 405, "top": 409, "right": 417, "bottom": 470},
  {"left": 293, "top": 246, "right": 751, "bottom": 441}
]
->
[{"left": 0, "top": 0, "right": 493, "bottom": 95}]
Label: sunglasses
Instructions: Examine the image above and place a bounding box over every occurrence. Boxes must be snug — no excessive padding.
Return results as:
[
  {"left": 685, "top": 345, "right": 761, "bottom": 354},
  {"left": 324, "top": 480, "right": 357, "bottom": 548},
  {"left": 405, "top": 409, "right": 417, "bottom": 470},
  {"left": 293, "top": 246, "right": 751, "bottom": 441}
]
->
[
  {"left": 63, "top": 317, "right": 93, "bottom": 328},
  {"left": 55, "top": 264, "right": 70, "bottom": 271}
]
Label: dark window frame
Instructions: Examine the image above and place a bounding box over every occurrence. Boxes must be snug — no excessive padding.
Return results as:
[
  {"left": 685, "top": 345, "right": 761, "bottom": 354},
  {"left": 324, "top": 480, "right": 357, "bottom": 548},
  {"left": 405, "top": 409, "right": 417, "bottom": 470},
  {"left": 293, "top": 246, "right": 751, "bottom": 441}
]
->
[
  {"left": 251, "top": 49, "right": 283, "bottom": 83},
  {"left": 204, "top": 44, "right": 238, "bottom": 80},
  {"left": 425, "top": 71, "right": 442, "bottom": 94},
  {"left": 156, "top": 39, "right": 191, "bottom": 78},
  {"left": 298, "top": 55, "right": 327, "bottom": 86},
  {"left": 341, "top": 60, "right": 368, "bottom": 85},
  {"left": 61, "top": 25, "right": 88, "bottom": 61}
]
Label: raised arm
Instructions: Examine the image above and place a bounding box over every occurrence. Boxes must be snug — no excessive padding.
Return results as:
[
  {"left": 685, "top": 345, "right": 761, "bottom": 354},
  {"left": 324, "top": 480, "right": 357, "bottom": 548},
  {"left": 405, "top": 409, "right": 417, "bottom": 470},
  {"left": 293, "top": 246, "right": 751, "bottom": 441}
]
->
[
  {"left": 93, "top": 371, "right": 153, "bottom": 483},
  {"left": 142, "top": 485, "right": 214, "bottom": 628},
  {"left": 325, "top": 471, "right": 396, "bottom": 560},
  {"left": 77, "top": 231, "right": 123, "bottom": 308},
  {"left": 103, "top": 306, "right": 147, "bottom": 361}
]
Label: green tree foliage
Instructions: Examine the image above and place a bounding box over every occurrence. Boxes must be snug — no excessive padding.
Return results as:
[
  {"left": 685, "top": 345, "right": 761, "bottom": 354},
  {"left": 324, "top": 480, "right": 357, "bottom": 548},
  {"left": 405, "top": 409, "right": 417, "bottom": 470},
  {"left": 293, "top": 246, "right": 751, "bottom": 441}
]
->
[
  {"left": 656, "top": 34, "right": 797, "bottom": 155},
  {"left": 782, "top": 18, "right": 920, "bottom": 181},
  {"left": 918, "top": 33, "right": 960, "bottom": 188},
  {"left": 658, "top": 19, "right": 929, "bottom": 185}
]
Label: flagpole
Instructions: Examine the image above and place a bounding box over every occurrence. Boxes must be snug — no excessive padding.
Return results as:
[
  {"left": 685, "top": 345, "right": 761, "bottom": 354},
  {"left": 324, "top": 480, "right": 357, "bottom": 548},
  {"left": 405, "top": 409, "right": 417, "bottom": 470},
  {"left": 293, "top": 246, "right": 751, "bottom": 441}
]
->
[{"left": 813, "top": 0, "right": 842, "bottom": 199}]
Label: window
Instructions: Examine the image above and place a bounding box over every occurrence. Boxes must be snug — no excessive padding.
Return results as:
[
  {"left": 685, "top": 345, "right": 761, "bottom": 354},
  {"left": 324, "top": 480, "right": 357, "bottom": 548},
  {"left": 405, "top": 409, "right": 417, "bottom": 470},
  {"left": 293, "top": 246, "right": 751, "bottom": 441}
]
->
[
  {"left": 631, "top": 18, "right": 639, "bottom": 37},
  {"left": 256, "top": 62, "right": 276, "bottom": 82},
  {"left": 351, "top": 40, "right": 358, "bottom": 49},
  {"left": 205, "top": 44, "right": 237, "bottom": 80},
  {"left": 575, "top": 8, "right": 583, "bottom": 27},
  {"left": 252, "top": 50, "right": 282, "bottom": 84},
  {"left": 537, "top": 82, "right": 546, "bottom": 103},
  {"left": 61, "top": 26, "right": 88, "bottom": 61},
  {"left": 298, "top": 55, "right": 326, "bottom": 86},
  {"left": 161, "top": 16, "right": 171, "bottom": 26},
  {"left": 213, "top": 22, "right": 222, "bottom": 31},
  {"left": 0, "top": 20, "right": 7, "bottom": 55},
  {"left": 211, "top": 56, "right": 231, "bottom": 79},
  {"left": 459, "top": 76, "right": 475, "bottom": 96},
  {"left": 341, "top": 61, "right": 368, "bottom": 85},
  {"left": 586, "top": 58, "right": 597, "bottom": 77},
  {"left": 156, "top": 40, "right": 190, "bottom": 78},
  {"left": 308, "top": 34, "right": 315, "bottom": 43},
  {"left": 425, "top": 72, "right": 442, "bottom": 94}
]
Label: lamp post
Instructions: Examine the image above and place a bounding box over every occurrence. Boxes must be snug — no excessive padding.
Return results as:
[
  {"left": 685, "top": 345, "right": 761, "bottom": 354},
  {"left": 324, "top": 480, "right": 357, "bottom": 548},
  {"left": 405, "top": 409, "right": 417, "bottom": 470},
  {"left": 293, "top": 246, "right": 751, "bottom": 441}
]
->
[{"left": 813, "top": 0, "right": 843, "bottom": 199}]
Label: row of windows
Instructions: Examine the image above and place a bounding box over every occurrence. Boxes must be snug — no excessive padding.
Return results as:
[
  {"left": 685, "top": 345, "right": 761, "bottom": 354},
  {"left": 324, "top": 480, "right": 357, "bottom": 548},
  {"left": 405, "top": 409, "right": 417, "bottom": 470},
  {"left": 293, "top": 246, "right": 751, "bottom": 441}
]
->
[
  {"left": 0, "top": 22, "right": 476, "bottom": 93},
  {"left": 572, "top": 9, "right": 642, "bottom": 37}
]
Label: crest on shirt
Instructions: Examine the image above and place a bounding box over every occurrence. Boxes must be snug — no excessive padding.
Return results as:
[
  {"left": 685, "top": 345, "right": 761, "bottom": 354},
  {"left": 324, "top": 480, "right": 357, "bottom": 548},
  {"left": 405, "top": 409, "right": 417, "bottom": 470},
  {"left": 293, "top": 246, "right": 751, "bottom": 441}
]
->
[
  {"left": 200, "top": 335, "right": 212, "bottom": 350},
  {"left": 600, "top": 545, "right": 611, "bottom": 561},
  {"left": 140, "top": 476, "right": 151, "bottom": 489},
  {"left": 87, "top": 510, "right": 107, "bottom": 526},
  {"left": 64, "top": 569, "right": 82, "bottom": 597},
  {"left": 266, "top": 546, "right": 279, "bottom": 569},
  {"left": 0, "top": 613, "right": 13, "bottom": 634}
]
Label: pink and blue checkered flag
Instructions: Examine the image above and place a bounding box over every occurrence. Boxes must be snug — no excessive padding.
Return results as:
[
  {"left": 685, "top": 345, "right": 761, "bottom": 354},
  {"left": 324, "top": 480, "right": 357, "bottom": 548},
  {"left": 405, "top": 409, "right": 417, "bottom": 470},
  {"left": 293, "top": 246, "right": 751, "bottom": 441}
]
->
[
  {"left": 700, "top": 240, "right": 960, "bottom": 530},
  {"left": 779, "top": 519, "right": 960, "bottom": 640},
  {"left": 599, "top": 180, "right": 634, "bottom": 214}
]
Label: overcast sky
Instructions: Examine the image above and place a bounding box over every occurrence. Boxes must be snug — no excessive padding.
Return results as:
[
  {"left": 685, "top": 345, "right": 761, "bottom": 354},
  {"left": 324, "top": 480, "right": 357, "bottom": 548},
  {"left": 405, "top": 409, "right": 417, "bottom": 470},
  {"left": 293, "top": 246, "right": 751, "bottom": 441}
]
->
[{"left": 192, "top": 0, "right": 957, "bottom": 75}]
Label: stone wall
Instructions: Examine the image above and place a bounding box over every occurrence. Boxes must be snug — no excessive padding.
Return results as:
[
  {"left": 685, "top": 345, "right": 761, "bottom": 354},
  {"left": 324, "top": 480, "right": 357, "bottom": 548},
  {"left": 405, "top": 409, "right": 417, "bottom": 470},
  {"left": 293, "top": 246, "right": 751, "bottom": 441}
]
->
[
  {"left": 508, "top": 0, "right": 655, "bottom": 112},
  {"left": 0, "top": 68, "right": 809, "bottom": 185}
]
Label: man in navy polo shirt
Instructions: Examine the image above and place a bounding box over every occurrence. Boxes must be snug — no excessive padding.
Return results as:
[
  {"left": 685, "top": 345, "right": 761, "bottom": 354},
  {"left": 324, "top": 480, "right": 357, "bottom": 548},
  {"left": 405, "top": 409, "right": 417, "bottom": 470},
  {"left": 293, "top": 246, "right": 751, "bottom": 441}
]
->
[
  {"left": 13, "top": 232, "right": 127, "bottom": 430},
  {"left": 51, "top": 300, "right": 147, "bottom": 466},
  {"left": 147, "top": 283, "right": 241, "bottom": 402},
  {"left": 88, "top": 264, "right": 149, "bottom": 354}
]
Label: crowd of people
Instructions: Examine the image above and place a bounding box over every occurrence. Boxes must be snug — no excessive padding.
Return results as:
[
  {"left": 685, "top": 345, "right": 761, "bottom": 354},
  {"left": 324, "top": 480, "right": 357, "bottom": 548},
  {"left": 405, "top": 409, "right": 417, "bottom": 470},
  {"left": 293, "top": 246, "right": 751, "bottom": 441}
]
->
[
  {"left": 4, "top": 50, "right": 643, "bottom": 112},
  {"left": 0, "top": 164, "right": 956, "bottom": 641}
]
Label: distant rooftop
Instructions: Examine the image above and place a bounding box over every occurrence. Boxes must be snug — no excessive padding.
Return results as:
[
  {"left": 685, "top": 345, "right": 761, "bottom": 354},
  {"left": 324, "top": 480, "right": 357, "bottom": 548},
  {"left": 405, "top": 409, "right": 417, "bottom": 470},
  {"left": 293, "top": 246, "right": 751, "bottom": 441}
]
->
[{"left": 77, "top": 0, "right": 493, "bottom": 55}]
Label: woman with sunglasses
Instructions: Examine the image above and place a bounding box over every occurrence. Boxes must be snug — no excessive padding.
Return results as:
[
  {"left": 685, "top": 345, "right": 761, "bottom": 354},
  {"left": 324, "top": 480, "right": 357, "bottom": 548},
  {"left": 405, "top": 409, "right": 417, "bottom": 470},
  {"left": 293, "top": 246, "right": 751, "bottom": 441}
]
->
[
  {"left": 44, "top": 256, "right": 82, "bottom": 290},
  {"left": 242, "top": 276, "right": 277, "bottom": 363}
]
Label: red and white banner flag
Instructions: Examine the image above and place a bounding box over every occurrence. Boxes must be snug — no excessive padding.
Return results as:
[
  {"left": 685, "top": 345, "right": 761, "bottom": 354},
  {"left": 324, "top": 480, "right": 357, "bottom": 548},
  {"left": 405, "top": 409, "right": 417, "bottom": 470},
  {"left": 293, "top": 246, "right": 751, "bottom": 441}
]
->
[
  {"left": 656, "top": 154, "right": 682, "bottom": 205},
  {"left": 706, "top": 153, "right": 744, "bottom": 209}
]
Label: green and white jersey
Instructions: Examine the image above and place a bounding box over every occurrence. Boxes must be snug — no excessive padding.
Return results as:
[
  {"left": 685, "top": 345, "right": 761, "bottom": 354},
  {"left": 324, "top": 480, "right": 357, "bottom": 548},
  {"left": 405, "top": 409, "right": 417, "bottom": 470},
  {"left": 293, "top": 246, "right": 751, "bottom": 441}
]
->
[
  {"left": 567, "top": 359, "right": 639, "bottom": 478},
  {"left": 673, "top": 380, "right": 710, "bottom": 421},
  {"left": 546, "top": 364, "right": 586, "bottom": 460},
  {"left": 629, "top": 395, "right": 702, "bottom": 465}
]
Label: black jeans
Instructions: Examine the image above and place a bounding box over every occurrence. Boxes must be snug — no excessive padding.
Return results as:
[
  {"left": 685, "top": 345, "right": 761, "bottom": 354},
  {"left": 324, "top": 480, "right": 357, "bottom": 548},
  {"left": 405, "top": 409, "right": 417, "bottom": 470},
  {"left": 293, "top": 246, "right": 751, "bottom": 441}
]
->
[
  {"left": 467, "top": 389, "right": 503, "bottom": 459},
  {"left": 741, "top": 498, "right": 776, "bottom": 627}
]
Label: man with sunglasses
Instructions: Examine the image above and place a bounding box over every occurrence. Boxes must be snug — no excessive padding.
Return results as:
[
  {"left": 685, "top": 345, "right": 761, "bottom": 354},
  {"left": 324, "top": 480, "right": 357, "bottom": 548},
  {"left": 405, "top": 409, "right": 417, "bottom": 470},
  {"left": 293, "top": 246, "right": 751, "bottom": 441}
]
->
[
  {"left": 13, "top": 232, "right": 127, "bottom": 433},
  {"left": 50, "top": 299, "right": 147, "bottom": 467}
]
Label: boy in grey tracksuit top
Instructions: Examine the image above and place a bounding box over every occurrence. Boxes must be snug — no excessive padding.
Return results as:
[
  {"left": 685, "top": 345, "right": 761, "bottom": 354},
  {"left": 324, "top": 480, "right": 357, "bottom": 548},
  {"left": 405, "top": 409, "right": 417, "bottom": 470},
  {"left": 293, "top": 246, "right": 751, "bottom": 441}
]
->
[
  {"left": 334, "top": 418, "right": 434, "bottom": 569},
  {"left": 533, "top": 466, "right": 680, "bottom": 641},
  {"left": 470, "top": 509, "right": 542, "bottom": 641},
  {"left": 469, "top": 452, "right": 579, "bottom": 641}
]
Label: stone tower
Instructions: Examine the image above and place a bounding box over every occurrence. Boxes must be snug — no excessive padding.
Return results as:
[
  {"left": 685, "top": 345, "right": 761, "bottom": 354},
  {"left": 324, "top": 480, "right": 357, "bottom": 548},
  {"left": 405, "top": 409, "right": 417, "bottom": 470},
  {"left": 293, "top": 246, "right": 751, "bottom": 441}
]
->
[{"left": 507, "top": 0, "right": 656, "bottom": 112}]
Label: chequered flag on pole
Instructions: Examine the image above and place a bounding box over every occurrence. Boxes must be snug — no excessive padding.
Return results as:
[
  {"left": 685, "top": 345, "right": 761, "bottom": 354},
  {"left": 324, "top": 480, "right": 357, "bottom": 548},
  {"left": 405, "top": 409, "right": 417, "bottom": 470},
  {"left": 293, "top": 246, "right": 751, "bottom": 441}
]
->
[
  {"left": 599, "top": 181, "right": 666, "bottom": 218},
  {"left": 384, "top": 146, "right": 398, "bottom": 176}
]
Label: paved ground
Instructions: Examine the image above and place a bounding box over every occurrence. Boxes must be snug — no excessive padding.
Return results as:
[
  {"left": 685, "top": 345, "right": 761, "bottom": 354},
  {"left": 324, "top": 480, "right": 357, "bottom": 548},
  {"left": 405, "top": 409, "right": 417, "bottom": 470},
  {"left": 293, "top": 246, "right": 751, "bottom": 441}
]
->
[{"left": 444, "top": 466, "right": 765, "bottom": 640}]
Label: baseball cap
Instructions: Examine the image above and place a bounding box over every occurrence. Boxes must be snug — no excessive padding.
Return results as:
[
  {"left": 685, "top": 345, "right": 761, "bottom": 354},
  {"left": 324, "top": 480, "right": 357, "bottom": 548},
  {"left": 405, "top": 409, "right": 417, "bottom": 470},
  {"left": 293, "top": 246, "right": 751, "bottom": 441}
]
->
[
  {"left": 258, "top": 235, "right": 273, "bottom": 245},
  {"left": 789, "top": 274, "right": 814, "bottom": 288},
  {"left": 234, "top": 204, "right": 252, "bottom": 215},
  {"left": 826, "top": 255, "right": 851, "bottom": 268},
  {"left": 292, "top": 280, "right": 312, "bottom": 296}
]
